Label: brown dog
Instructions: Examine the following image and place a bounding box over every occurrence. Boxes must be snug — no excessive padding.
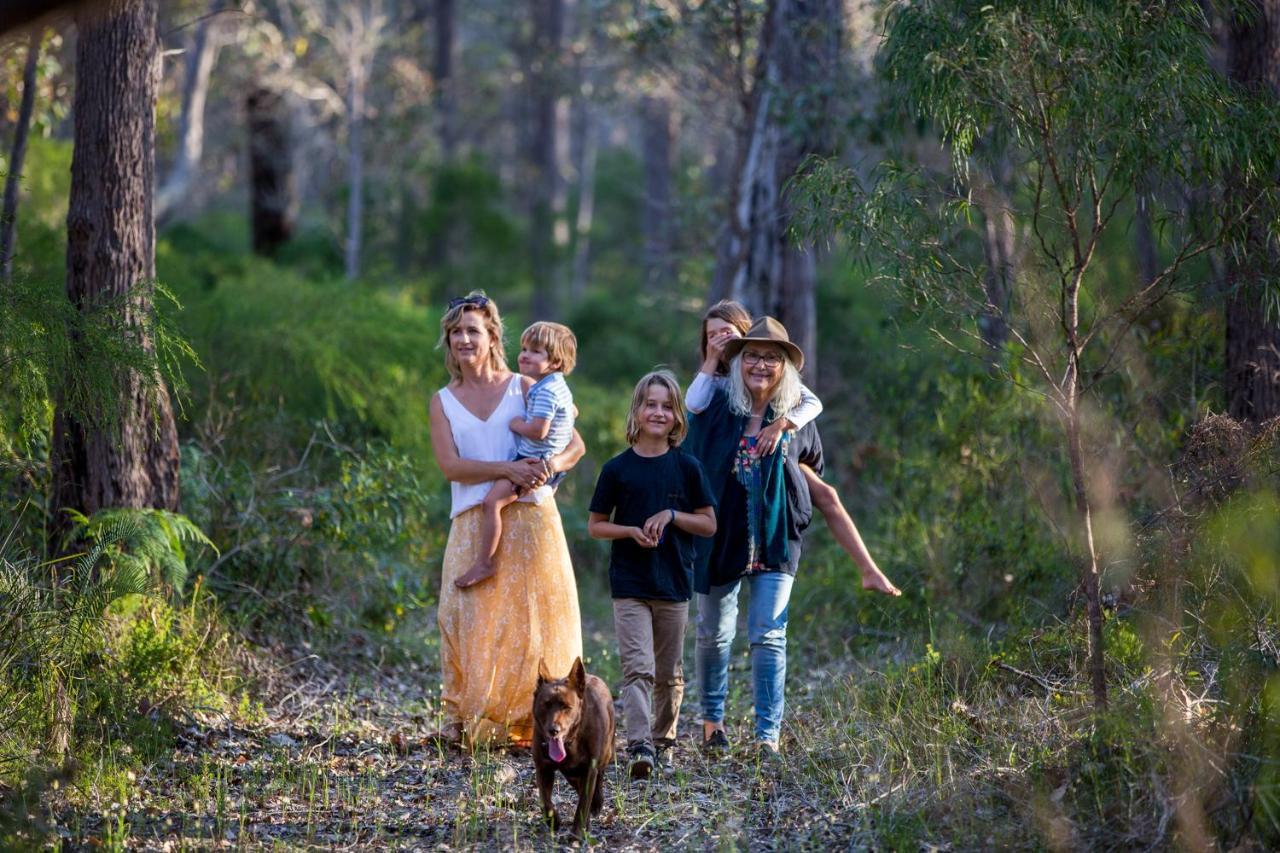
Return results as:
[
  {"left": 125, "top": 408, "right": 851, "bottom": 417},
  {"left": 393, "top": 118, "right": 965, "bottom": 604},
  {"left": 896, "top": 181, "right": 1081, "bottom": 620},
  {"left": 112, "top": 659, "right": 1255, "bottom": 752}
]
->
[{"left": 532, "top": 656, "right": 615, "bottom": 838}]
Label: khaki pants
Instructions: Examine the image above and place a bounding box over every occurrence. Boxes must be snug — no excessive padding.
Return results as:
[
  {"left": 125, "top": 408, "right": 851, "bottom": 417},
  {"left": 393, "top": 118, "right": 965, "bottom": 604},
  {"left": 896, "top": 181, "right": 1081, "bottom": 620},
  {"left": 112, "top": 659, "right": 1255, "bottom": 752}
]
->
[{"left": 612, "top": 598, "right": 688, "bottom": 750}]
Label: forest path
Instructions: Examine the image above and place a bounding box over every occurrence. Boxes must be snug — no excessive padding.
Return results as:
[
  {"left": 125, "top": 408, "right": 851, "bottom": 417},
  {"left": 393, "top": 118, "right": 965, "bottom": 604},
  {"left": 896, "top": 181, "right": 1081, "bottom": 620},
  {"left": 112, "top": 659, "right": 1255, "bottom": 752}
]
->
[{"left": 51, "top": 634, "right": 868, "bottom": 850}]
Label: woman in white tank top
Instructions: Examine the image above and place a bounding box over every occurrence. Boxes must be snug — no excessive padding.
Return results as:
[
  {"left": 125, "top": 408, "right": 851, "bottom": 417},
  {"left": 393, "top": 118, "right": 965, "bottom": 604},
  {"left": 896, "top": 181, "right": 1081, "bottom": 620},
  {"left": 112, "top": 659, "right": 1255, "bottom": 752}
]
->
[{"left": 428, "top": 293, "right": 585, "bottom": 746}]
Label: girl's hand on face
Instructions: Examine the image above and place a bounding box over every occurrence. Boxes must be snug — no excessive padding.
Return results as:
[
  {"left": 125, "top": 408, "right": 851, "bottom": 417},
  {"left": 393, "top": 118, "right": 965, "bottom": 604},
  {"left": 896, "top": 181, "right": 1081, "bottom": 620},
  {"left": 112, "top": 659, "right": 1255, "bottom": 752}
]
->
[
  {"left": 705, "top": 327, "right": 739, "bottom": 362},
  {"left": 629, "top": 526, "right": 658, "bottom": 548},
  {"left": 642, "top": 509, "right": 673, "bottom": 543},
  {"left": 755, "top": 418, "right": 791, "bottom": 456}
]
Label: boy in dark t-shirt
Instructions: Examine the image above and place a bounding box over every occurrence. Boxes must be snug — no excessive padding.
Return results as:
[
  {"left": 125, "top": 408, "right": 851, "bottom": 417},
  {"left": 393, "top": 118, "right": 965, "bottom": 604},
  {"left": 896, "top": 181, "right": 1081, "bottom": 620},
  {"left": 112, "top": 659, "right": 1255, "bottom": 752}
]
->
[{"left": 588, "top": 370, "right": 716, "bottom": 780}]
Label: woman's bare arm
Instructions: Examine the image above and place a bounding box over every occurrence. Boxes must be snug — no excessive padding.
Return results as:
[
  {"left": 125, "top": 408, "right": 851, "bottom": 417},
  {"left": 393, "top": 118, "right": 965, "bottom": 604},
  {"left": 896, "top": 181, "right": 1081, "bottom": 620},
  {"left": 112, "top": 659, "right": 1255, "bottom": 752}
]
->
[{"left": 544, "top": 428, "right": 586, "bottom": 477}]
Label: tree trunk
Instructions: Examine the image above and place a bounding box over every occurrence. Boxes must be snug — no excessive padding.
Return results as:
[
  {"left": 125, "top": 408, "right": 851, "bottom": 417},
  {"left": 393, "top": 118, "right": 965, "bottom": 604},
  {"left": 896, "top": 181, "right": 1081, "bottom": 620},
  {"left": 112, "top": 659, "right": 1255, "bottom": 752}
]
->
[
  {"left": 1225, "top": 0, "right": 1280, "bottom": 421},
  {"left": 569, "top": 105, "right": 597, "bottom": 300},
  {"left": 246, "top": 85, "right": 295, "bottom": 256},
  {"left": 434, "top": 0, "right": 458, "bottom": 159},
  {"left": 344, "top": 34, "right": 367, "bottom": 280},
  {"left": 1065, "top": 367, "right": 1108, "bottom": 710},
  {"left": 155, "top": 0, "right": 221, "bottom": 226},
  {"left": 1134, "top": 179, "right": 1158, "bottom": 289},
  {"left": 527, "top": 0, "right": 565, "bottom": 319},
  {"left": 640, "top": 92, "right": 675, "bottom": 292},
  {"left": 711, "top": 0, "right": 842, "bottom": 376},
  {"left": 1, "top": 30, "right": 40, "bottom": 283},
  {"left": 973, "top": 158, "right": 1015, "bottom": 355},
  {"left": 48, "top": 1, "right": 180, "bottom": 757}
]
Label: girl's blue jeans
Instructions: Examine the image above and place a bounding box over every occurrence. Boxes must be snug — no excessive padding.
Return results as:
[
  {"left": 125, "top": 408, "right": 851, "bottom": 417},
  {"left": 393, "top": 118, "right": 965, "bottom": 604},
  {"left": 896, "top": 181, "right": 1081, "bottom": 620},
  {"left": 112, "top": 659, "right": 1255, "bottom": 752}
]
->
[{"left": 695, "top": 571, "right": 794, "bottom": 744}]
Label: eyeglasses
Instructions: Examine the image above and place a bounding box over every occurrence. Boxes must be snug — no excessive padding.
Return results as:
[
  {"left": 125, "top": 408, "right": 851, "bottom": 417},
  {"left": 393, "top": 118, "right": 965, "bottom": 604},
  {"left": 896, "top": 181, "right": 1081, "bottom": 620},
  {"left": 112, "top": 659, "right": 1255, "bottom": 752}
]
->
[
  {"left": 742, "top": 351, "right": 785, "bottom": 368},
  {"left": 447, "top": 294, "right": 490, "bottom": 311}
]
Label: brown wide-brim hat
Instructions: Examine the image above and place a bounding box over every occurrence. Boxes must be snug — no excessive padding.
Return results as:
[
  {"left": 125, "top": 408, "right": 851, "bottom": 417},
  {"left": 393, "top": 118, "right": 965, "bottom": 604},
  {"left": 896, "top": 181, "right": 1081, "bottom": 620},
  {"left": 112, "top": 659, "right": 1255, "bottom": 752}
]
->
[{"left": 721, "top": 316, "right": 805, "bottom": 372}]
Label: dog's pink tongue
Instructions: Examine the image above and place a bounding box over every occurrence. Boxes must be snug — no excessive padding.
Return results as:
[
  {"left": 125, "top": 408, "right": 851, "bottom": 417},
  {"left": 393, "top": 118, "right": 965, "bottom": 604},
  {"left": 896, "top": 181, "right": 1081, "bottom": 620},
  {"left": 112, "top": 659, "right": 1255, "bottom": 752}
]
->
[{"left": 548, "top": 737, "right": 566, "bottom": 763}]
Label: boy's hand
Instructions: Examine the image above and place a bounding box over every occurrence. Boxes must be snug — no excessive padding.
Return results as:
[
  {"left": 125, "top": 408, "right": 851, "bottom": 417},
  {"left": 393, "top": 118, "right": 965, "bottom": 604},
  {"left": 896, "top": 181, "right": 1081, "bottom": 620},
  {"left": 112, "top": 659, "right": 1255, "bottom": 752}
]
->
[
  {"left": 629, "top": 526, "right": 658, "bottom": 548},
  {"left": 642, "top": 509, "right": 673, "bottom": 543},
  {"left": 509, "top": 416, "right": 525, "bottom": 433},
  {"left": 755, "top": 418, "right": 792, "bottom": 456}
]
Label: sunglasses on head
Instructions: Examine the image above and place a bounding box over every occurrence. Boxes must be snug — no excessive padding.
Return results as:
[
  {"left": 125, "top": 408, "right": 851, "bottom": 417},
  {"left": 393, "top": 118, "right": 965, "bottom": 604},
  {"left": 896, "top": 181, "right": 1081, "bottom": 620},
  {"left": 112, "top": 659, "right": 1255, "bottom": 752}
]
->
[{"left": 447, "top": 294, "right": 490, "bottom": 310}]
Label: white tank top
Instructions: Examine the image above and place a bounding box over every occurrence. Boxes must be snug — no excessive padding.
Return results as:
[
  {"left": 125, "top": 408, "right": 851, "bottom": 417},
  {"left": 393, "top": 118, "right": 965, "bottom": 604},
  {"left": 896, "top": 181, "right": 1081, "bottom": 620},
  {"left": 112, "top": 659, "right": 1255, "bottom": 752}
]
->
[{"left": 437, "top": 374, "right": 551, "bottom": 518}]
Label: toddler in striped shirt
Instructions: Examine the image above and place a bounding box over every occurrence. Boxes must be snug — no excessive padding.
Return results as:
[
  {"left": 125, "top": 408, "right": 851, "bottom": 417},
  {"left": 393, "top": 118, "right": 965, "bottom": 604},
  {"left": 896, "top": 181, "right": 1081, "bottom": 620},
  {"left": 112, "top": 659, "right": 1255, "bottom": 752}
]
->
[{"left": 455, "top": 321, "right": 577, "bottom": 590}]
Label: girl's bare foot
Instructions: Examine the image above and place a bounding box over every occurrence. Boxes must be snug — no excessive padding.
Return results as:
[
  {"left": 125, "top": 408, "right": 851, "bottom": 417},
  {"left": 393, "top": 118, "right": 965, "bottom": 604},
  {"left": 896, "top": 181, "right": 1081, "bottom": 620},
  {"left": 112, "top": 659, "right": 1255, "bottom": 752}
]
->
[
  {"left": 861, "top": 565, "right": 902, "bottom": 596},
  {"left": 455, "top": 561, "right": 496, "bottom": 589}
]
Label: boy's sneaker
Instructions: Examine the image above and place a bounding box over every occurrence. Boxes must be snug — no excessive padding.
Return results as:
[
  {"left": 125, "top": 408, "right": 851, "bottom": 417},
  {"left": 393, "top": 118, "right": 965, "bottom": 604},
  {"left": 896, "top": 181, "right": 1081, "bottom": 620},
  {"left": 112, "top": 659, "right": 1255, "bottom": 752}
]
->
[
  {"left": 629, "top": 744, "right": 656, "bottom": 780},
  {"left": 701, "top": 729, "right": 730, "bottom": 752},
  {"left": 654, "top": 738, "right": 676, "bottom": 771}
]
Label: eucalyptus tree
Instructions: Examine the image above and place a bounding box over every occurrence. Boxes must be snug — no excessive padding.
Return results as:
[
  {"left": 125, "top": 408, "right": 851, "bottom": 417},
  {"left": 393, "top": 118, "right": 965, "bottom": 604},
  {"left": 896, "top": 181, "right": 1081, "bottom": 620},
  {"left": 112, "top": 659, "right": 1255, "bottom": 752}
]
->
[
  {"left": 797, "top": 0, "right": 1280, "bottom": 708},
  {"left": 48, "top": 0, "right": 181, "bottom": 755},
  {"left": 1225, "top": 0, "right": 1280, "bottom": 422},
  {"left": 1, "top": 29, "right": 39, "bottom": 283},
  {"left": 713, "top": 0, "right": 843, "bottom": 374}
]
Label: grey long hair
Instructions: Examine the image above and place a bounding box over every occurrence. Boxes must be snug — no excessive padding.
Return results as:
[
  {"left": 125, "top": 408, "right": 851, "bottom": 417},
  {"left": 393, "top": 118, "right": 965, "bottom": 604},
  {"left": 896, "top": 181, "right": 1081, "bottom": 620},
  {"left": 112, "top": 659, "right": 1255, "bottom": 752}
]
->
[{"left": 726, "top": 351, "right": 802, "bottom": 419}]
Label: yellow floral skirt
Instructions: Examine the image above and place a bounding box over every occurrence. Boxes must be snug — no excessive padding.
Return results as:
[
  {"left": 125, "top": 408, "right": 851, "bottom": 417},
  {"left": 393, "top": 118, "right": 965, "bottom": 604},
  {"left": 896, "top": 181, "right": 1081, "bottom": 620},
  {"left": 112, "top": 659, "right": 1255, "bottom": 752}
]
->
[{"left": 437, "top": 498, "right": 583, "bottom": 745}]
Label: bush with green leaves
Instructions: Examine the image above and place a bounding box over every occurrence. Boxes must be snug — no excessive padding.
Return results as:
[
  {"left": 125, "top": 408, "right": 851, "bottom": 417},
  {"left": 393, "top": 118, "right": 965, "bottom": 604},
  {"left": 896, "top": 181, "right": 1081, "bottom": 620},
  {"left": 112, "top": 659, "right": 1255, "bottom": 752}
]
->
[
  {"left": 0, "top": 508, "right": 219, "bottom": 776},
  {"left": 180, "top": 433, "right": 443, "bottom": 638}
]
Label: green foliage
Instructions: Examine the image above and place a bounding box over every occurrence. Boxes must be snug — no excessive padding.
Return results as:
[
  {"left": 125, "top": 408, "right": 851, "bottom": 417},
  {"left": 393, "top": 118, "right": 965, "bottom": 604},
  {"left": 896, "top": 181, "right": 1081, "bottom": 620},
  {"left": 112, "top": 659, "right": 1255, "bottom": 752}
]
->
[
  {"left": 90, "top": 588, "right": 235, "bottom": 723},
  {"left": 0, "top": 516, "right": 156, "bottom": 772},
  {"left": 180, "top": 435, "right": 442, "bottom": 638},
  {"left": 64, "top": 507, "right": 217, "bottom": 596},
  {"left": 159, "top": 239, "right": 445, "bottom": 454}
]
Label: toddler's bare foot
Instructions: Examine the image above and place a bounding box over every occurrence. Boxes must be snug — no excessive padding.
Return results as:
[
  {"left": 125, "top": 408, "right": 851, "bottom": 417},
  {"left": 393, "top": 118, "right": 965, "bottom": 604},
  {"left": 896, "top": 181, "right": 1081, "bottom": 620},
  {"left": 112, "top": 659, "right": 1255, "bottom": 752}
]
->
[
  {"left": 861, "top": 565, "right": 902, "bottom": 597},
  {"left": 455, "top": 561, "right": 497, "bottom": 589}
]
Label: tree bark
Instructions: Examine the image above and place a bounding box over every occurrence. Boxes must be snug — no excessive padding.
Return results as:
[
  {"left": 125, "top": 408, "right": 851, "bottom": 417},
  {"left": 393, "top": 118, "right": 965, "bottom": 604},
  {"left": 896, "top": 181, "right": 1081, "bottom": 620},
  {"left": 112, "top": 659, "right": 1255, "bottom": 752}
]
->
[
  {"left": 434, "top": 0, "right": 458, "bottom": 159},
  {"left": 569, "top": 105, "right": 597, "bottom": 300},
  {"left": 1065, "top": 362, "right": 1108, "bottom": 710},
  {"left": 246, "top": 84, "right": 295, "bottom": 256},
  {"left": 49, "top": 0, "right": 179, "bottom": 560},
  {"left": 155, "top": 0, "right": 221, "bottom": 226},
  {"left": 974, "top": 158, "right": 1015, "bottom": 355},
  {"left": 1225, "top": 0, "right": 1280, "bottom": 421},
  {"left": 711, "top": 0, "right": 842, "bottom": 377},
  {"left": 1, "top": 30, "right": 40, "bottom": 283},
  {"left": 640, "top": 92, "right": 675, "bottom": 292},
  {"left": 527, "top": 0, "right": 566, "bottom": 319},
  {"left": 344, "top": 25, "right": 368, "bottom": 281}
]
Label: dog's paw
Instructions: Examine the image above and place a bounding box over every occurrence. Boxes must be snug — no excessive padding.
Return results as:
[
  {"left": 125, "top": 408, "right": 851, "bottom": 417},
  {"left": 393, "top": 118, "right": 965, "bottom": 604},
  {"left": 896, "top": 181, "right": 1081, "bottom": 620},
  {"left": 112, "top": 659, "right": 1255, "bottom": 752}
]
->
[{"left": 542, "top": 810, "right": 561, "bottom": 832}]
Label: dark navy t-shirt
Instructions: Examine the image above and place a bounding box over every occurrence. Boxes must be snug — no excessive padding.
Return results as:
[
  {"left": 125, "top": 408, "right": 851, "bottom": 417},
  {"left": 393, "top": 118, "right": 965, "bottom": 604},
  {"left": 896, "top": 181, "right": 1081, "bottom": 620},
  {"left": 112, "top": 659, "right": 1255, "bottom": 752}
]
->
[{"left": 588, "top": 447, "right": 716, "bottom": 601}]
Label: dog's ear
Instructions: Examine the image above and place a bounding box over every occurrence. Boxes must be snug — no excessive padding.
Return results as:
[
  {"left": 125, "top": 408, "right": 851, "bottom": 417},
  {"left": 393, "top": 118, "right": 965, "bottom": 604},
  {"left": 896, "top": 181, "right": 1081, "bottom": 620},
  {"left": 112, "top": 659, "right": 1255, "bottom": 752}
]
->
[
  {"left": 537, "top": 658, "right": 553, "bottom": 685},
  {"left": 568, "top": 656, "right": 585, "bottom": 692}
]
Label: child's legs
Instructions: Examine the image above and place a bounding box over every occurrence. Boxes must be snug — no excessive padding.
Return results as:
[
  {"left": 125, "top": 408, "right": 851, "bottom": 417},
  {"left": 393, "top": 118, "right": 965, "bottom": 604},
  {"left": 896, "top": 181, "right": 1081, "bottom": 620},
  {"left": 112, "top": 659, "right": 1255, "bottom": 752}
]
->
[
  {"left": 476, "top": 479, "right": 520, "bottom": 563},
  {"left": 803, "top": 465, "right": 867, "bottom": 563},
  {"left": 613, "top": 598, "right": 657, "bottom": 750},
  {"left": 695, "top": 580, "right": 740, "bottom": 725},
  {"left": 649, "top": 600, "right": 688, "bottom": 742},
  {"left": 746, "top": 571, "right": 794, "bottom": 744}
]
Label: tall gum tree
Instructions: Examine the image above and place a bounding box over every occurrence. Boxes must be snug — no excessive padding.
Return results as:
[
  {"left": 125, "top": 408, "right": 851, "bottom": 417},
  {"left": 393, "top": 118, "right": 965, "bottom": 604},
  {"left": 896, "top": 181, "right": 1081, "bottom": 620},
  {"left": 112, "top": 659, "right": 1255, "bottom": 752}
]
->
[
  {"left": 796, "top": 0, "right": 1280, "bottom": 709},
  {"left": 50, "top": 0, "right": 179, "bottom": 539},
  {"left": 712, "top": 0, "right": 843, "bottom": 375},
  {"left": 1226, "top": 0, "right": 1280, "bottom": 422}
]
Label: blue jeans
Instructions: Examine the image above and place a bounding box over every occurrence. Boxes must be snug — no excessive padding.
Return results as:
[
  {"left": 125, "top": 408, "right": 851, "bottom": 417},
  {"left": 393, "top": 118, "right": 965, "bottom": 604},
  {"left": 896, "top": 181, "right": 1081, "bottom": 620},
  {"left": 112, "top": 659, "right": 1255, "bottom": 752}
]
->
[{"left": 695, "top": 571, "right": 794, "bottom": 744}]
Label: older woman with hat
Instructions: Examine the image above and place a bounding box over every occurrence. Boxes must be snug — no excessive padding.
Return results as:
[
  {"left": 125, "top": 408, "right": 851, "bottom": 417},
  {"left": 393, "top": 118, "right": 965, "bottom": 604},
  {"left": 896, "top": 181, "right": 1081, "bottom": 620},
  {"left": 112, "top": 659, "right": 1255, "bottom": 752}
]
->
[{"left": 684, "top": 316, "right": 823, "bottom": 756}]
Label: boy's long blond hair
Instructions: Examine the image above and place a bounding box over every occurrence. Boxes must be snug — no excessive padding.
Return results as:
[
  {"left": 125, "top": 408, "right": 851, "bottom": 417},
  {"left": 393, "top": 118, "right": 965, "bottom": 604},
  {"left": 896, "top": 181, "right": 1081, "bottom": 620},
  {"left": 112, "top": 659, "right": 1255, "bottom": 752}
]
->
[
  {"left": 438, "top": 291, "right": 507, "bottom": 381},
  {"left": 521, "top": 321, "right": 578, "bottom": 375},
  {"left": 625, "top": 369, "right": 688, "bottom": 448}
]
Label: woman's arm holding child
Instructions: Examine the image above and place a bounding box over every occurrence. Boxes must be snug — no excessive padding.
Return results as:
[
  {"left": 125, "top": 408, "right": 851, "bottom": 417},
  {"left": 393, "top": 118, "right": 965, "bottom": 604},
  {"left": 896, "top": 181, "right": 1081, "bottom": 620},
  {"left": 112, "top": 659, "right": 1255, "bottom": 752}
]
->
[{"left": 756, "top": 382, "right": 824, "bottom": 456}]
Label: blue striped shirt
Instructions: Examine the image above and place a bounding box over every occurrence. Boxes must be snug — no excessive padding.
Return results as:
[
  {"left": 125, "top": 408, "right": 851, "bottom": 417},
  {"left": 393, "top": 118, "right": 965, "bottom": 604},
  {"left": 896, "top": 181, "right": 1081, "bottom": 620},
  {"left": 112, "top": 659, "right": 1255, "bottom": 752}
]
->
[{"left": 515, "top": 372, "right": 574, "bottom": 459}]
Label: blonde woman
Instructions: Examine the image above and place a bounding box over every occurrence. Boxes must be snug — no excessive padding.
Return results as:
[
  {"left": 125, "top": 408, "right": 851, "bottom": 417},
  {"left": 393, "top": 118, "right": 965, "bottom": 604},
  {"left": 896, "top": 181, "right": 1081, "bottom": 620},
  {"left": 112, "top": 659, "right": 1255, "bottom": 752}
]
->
[{"left": 428, "top": 293, "right": 585, "bottom": 746}]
